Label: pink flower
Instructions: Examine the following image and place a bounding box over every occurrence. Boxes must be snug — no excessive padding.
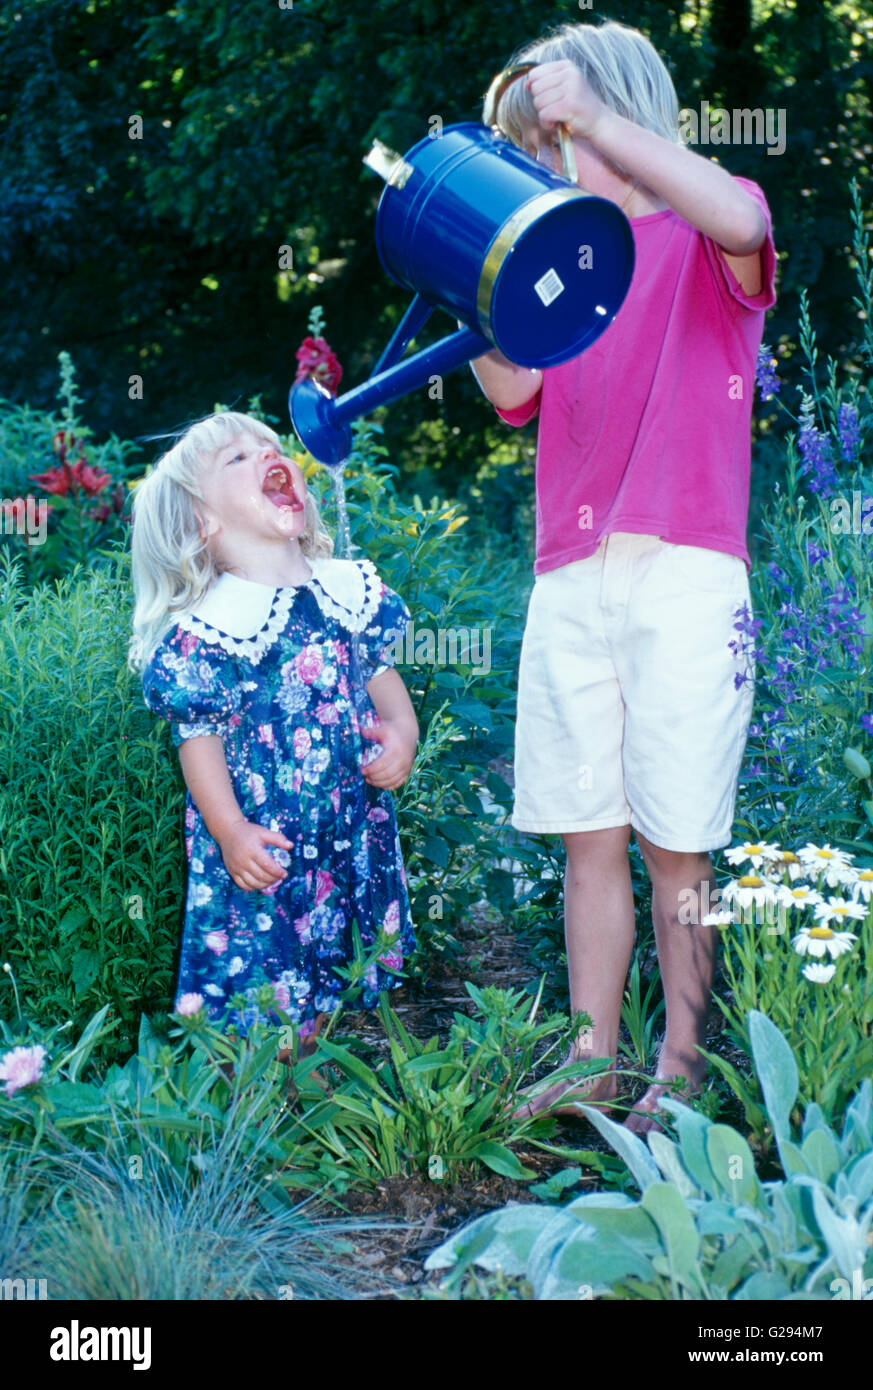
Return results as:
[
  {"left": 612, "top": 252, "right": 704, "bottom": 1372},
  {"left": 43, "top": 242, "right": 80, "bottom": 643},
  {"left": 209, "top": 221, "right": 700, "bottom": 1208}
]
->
[
  {"left": 185, "top": 835, "right": 194, "bottom": 859},
  {"left": 337, "top": 674, "right": 350, "bottom": 697},
  {"left": 272, "top": 983, "right": 291, "bottom": 1010},
  {"left": 0, "top": 1044, "right": 47, "bottom": 1097},
  {"left": 379, "top": 950, "right": 403, "bottom": 970},
  {"left": 185, "top": 805, "right": 196, "bottom": 830},
  {"left": 315, "top": 701, "right": 339, "bottom": 725},
  {"left": 204, "top": 930, "right": 229, "bottom": 955},
  {"left": 175, "top": 993, "right": 204, "bottom": 1017},
  {"left": 257, "top": 724, "right": 275, "bottom": 747},
  {"left": 314, "top": 869, "right": 335, "bottom": 907},
  {"left": 296, "top": 646, "right": 323, "bottom": 684},
  {"left": 180, "top": 631, "right": 199, "bottom": 660},
  {"left": 293, "top": 727, "right": 312, "bottom": 759},
  {"left": 329, "top": 787, "right": 341, "bottom": 814},
  {"left": 333, "top": 641, "right": 349, "bottom": 666},
  {"left": 367, "top": 806, "right": 389, "bottom": 822},
  {"left": 383, "top": 900, "right": 400, "bottom": 935},
  {"left": 294, "top": 913, "right": 312, "bottom": 944}
]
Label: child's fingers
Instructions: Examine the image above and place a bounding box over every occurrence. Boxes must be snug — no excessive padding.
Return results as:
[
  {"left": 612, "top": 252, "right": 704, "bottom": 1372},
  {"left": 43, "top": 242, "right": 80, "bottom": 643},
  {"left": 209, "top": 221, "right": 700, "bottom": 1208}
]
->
[{"left": 257, "top": 827, "right": 294, "bottom": 849}]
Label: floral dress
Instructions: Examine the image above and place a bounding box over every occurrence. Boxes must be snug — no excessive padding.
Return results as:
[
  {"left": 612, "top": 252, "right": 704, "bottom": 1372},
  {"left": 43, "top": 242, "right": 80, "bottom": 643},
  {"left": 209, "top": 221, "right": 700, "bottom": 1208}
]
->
[{"left": 141, "top": 556, "right": 416, "bottom": 1035}]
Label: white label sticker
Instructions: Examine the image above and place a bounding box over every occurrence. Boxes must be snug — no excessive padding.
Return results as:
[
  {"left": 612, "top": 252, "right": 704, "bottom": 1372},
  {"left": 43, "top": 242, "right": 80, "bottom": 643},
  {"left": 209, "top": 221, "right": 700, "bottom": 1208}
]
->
[{"left": 534, "top": 268, "right": 565, "bottom": 306}]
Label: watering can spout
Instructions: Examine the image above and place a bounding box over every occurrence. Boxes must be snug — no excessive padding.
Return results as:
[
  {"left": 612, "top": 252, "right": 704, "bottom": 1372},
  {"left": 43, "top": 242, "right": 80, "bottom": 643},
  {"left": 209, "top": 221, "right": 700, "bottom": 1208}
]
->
[
  {"left": 291, "top": 123, "right": 635, "bottom": 467},
  {"left": 362, "top": 139, "right": 415, "bottom": 188}
]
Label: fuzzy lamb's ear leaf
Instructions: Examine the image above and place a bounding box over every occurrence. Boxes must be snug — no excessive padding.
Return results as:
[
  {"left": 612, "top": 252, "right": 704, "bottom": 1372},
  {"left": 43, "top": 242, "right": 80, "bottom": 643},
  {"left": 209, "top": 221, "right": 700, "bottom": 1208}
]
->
[
  {"left": 424, "top": 1204, "right": 547, "bottom": 1275},
  {"left": 811, "top": 1183, "right": 867, "bottom": 1282},
  {"left": 748, "top": 1009, "right": 798, "bottom": 1146},
  {"left": 657, "top": 1099, "right": 720, "bottom": 1198},
  {"left": 577, "top": 1104, "right": 661, "bottom": 1192},
  {"left": 647, "top": 1131, "right": 700, "bottom": 1199},
  {"left": 705, "top": 1125, "right": 761, "bottom": 1205},
  {"left": 640, "top": 1182, "right": 703, "bottom": 1295}
]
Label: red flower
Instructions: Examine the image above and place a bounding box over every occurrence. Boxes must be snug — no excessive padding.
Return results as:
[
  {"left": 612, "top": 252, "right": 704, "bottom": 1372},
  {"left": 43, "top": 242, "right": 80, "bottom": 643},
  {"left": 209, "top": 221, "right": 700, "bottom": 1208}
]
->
[
  {"left": 29, "top": 465, "right": 73, "bottom": 496},
  {"left": 73, "top": 460, "right": 113, "bottom": 496},
  {"left": 30, "top": 457, "right": 113, "bottom": 500},
  {"left": 294, "top": 335, "right": 343, "bottom": 394}
]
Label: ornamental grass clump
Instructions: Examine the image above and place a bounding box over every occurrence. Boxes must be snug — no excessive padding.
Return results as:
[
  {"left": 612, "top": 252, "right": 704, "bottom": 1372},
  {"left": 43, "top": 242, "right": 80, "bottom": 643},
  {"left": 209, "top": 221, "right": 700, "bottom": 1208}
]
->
[{"left": 703, "top": 839, "right": 873, "bottom": 1133}]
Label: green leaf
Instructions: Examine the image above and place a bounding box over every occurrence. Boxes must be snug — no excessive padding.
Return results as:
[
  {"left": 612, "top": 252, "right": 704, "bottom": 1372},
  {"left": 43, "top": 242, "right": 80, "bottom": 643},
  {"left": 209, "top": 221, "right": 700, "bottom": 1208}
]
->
[
  {"left": 801, "top": 1128, "right": 842, "bottom": 1185},
  {"left": 72, "top": 948, "right": 100, "bottom": 994},
  {"left": 647, "top": 1131, "right": 699, "bottom": 1199},
  {"left": 844, "top": 746, "right": 872, "bottom": 780},
  {"left": 641, "top": 1182, "right": 702, "bottom": 1293},
  {"left": 576, "top": 1104, "right": 661, "bottom": 1192},
  {"left": 748, "top": 1009, "right": 798, "bottom": 1147},
  {"left": 705, "top": 1125, "right": 760, "bottom": 1204},
  {"left": 49, "top": 1080, "right": 108, "bottom": 1115},
  {"left": 471, "top": 1141, "right": 535, "bottom": 1180},
  {"left": 418, "top": 836, "right": 450, "bottom": 868}
]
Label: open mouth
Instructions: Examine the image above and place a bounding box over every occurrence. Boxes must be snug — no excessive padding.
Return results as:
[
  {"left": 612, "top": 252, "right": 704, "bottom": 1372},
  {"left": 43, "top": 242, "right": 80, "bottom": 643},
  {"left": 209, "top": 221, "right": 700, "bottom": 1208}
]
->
[{"left": 262, "top": 463, "right": 304, "bottom": 511}]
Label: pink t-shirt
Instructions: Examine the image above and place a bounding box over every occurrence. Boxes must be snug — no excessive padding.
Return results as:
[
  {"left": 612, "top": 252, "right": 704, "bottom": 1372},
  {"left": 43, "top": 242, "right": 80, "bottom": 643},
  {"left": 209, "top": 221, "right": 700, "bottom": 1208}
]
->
[{"left": 495, "top": 175, "right": 777, "bottom": 574}]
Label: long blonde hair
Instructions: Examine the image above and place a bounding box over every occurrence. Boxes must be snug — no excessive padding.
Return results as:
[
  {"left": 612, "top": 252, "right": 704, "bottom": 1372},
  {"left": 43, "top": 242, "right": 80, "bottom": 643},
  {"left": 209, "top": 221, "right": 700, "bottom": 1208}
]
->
[
  {"left": 490, "top": 18, "right": 681, "bottom": 171},
  {"left": 128, "top": 411, "right": 332, "bottom": 672}
]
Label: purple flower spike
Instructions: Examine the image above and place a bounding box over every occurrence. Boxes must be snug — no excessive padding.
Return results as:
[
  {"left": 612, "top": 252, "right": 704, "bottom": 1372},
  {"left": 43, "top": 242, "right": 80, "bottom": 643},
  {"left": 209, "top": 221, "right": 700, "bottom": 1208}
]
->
[
  {"left": 797, "top": 395, "right": 838, "bottom": 495},
  {"left": 837, "top": 403, "right": 861, "bottom": 463},
  {"left": 755, "top": 344, "right": 781, "bottom": 401}
]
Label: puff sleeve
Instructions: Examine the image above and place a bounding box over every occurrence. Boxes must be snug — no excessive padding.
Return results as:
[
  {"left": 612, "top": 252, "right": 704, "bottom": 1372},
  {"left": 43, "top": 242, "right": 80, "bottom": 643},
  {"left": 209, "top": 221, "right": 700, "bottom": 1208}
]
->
[
  {"left": 141, "top": 627, "right": 242, "bottom": 748},
  {"left": 356, "top": 575, "right": 411, "bottom": 684}
]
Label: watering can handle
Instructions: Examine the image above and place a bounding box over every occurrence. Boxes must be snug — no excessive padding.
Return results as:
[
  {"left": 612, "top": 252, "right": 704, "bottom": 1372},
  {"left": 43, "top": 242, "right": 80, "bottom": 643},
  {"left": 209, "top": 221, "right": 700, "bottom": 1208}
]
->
[{"left": 483, "top": 62, "right": 579, "bottom": 186}]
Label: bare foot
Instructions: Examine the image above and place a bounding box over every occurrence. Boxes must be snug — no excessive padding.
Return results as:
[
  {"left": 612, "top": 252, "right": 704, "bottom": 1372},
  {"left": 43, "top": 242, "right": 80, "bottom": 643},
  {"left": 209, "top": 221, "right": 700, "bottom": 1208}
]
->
[
  {"left": 623, "top": 1063, "right": 706, "bottom": 1135},
  {"left": 513, "top": 1049, "right": 618, "bottom": 1122}
]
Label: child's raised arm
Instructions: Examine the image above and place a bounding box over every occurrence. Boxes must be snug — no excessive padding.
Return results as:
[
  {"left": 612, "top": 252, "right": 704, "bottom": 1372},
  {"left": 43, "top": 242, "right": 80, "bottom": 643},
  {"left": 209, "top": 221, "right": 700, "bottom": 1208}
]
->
[
  {"left": 528, "top": 61, "right": 767, "bottom": 260},
  {"left": 178, "top": 735, "right": 293, "bottom": 891}
]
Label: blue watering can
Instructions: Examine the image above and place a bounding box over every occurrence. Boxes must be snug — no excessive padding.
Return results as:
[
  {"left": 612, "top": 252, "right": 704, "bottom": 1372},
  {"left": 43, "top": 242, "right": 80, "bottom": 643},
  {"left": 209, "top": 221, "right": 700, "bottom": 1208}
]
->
[{"left": 290, "top": 100, "right": 635, "bottom": 465}]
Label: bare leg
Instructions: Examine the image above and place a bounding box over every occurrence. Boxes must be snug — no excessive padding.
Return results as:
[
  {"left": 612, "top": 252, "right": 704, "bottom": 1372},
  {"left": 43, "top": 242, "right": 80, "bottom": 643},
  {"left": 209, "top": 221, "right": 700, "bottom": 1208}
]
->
[
  {"left": 515, "top": 825, "right": 635, "bottom": 1118},
  {"left": 623, "top": 830, "right": 715, "bottom": 1134}
]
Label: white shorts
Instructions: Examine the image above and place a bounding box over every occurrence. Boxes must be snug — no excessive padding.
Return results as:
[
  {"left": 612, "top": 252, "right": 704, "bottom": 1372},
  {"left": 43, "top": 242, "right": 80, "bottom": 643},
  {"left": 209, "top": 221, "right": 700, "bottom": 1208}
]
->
[{"left": 512, "top": 532, "right": 755, "bottom": 852}]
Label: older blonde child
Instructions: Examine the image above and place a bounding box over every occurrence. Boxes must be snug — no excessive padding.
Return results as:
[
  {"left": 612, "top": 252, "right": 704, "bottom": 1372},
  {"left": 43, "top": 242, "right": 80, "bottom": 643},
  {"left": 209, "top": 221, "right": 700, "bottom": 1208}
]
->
[{"left": 472, "top": 19, "right": 776, "bottom": 1131}]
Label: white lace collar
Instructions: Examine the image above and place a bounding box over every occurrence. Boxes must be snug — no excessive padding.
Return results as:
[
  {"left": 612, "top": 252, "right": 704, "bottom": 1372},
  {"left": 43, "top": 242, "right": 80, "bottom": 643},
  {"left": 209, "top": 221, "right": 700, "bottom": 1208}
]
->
[{"left": 174, "top": 556, "right": 382, "bottom": 662}]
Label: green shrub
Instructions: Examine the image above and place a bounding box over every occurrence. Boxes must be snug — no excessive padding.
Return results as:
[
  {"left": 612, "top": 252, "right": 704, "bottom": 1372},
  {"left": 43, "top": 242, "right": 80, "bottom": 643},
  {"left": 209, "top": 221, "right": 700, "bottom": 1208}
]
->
[{"left": 0, "top": 553, "right": 184, "bottom": 1059}]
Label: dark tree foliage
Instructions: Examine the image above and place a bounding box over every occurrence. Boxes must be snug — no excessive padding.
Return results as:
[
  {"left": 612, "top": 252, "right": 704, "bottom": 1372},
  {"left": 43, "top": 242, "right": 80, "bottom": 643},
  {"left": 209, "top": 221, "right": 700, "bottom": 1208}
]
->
[{"left": 0, "top": 0, "right": 870, "bottom": 492}]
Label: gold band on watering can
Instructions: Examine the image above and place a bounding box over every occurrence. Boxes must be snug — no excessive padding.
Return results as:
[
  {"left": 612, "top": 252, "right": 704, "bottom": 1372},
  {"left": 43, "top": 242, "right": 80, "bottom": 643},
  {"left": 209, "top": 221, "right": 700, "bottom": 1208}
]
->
[
  {"left": 483, "top": 62, "right": 579, "bottom": 184},
  {"left": 476, "top": 186, "right": 588, "bottom": 342}
]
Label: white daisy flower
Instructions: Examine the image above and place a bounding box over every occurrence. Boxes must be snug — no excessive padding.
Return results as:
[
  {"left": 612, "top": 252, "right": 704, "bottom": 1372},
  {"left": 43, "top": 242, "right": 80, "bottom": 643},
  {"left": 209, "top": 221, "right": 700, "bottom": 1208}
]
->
[
  {"left": 190, "top": 882, "right": 213, "bottom": 906},
  {"left": 191, "top": 857, "right": 204, "bottom": 875},
  {"left": 255, "top": 913, "right": 273, "bottom": 932},
  {"left": 227, "top": 956, "right": 245, "bottom": 977},
  {"left": 775, "top": 883, "right": 823, "bottom": 910},
  {"left": 771, "top": 849, "right": 806, "bottom": 881},
  {"left": 850, "top": 867, "right": 873, "bottom": 903},
  {"left": 802, "top": 961, "right": 837, "bottom": 984},
  {"left": 701, "top": 909, "right": 736, "bottom": 927},
  {"left": 721, "top": 873, "right": 780, "bottom": 910},
  {"left": 724, "top": 841, "right": 781, "bottom": 870},
  {"left": 792, "top": 924, "right": 857, "bottom": 959},
  {"left": 812, "top": 896, "right": 867, "bottom": 927},
  {"left": 796, "top": 843, "right": 856, "bottom": 887}
]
